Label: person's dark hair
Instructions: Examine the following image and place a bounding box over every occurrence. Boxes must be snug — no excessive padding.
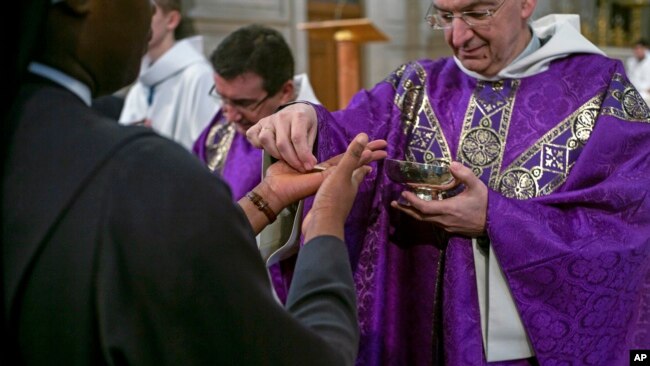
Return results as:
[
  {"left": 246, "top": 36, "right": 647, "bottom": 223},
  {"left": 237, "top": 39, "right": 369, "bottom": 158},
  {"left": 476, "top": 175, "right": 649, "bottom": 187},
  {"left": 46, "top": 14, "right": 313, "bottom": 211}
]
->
[
  {"left": 155, "top": 0, "right": 181, "bottom": 12},
  {"left": 635, "top": 39, "right": 649, "bottom": 48},
  {"left": 210, "top": 24, "right": 294, "bottom": 96}
]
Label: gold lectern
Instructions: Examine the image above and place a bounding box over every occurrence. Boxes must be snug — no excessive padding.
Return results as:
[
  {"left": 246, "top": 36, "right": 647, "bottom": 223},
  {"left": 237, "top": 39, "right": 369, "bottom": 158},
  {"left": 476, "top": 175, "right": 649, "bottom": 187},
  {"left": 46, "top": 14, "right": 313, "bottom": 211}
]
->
[{"left": 299, "top": 19, "right": 389, "bottom": 109}]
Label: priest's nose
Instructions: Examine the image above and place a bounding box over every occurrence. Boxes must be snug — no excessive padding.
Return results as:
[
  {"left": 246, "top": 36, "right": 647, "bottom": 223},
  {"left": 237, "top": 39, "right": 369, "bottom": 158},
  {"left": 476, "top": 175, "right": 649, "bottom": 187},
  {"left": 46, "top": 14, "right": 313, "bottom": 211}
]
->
[{"left": 223, "top": 104, "right": 243, "bottom": 123}]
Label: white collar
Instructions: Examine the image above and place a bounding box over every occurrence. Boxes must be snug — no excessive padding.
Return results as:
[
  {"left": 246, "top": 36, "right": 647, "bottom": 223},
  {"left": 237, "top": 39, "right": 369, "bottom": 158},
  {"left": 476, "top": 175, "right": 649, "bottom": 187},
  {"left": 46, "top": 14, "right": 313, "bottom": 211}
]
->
[
  {"left": 293, "top": 73, "right": 321, "bottom": 104},
  {"left": 456, "top": 14, "right": 604, "bottom": 81},
  {"left": 28, "top": 62, "right": 92, "bottom": 106},
  {"left": 138, "top": 36, "right": 207, "bottom": 87}
]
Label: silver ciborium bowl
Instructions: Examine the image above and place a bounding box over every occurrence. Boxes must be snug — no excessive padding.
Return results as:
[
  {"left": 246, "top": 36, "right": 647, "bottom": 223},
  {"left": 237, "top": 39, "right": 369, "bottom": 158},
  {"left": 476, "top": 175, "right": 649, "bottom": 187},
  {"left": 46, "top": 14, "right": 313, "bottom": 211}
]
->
[{"left": 385, "top": 158, "right": 453, "bottom": 201}]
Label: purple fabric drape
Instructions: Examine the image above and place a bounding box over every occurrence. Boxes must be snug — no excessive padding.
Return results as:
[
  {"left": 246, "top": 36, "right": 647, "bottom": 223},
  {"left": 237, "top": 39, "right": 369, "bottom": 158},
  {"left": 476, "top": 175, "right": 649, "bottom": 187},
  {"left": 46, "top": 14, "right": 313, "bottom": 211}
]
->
[
  {"left": 276, "top": 54, "right": 650, "bottom": 365},
  {"left": 220, "top": 134, "right": 262, "bottom": 201}
]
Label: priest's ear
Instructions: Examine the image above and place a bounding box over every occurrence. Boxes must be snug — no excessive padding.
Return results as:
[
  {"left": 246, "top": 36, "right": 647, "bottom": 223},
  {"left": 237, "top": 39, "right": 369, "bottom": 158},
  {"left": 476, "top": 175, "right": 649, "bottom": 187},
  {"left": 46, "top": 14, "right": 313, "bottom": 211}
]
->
[
  {"left": 278, "top": 79, "right": 296, "bottom": 105},
  {"left": 520, "top": 0, "right": 537, "bottom": 20}
]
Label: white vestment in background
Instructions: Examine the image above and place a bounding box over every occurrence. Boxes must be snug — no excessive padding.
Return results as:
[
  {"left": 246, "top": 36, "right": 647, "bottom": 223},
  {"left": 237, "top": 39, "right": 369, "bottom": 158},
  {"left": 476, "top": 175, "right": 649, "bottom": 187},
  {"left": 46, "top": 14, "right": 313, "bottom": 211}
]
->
[
  {"left": 120, "top": 36, "right": 219, "bottom": 150},
  {"left": 626, "top": 50, "right": 650, "bottom": 106}
]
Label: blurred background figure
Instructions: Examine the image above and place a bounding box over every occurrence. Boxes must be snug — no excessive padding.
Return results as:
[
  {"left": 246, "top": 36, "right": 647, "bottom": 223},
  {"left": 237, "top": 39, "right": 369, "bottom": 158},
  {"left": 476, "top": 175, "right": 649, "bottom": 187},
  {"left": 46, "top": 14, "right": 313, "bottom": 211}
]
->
[
  {"left": 626, "top": 38, "right": 650, "bottom": 106},
  {"left": 119, "top": 0, "right": 219, "bottom": 150}
]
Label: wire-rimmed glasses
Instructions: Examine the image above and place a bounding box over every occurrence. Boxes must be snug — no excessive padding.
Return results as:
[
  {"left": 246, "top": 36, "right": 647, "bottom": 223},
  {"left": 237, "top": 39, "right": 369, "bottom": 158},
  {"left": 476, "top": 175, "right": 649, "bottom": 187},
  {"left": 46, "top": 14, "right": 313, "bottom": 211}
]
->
[
  {"left": 208, "top": 85, "right": 271, "bottom": 113},
  {"left": 425, "top": 0, "right": 507, "bottom": 30}
]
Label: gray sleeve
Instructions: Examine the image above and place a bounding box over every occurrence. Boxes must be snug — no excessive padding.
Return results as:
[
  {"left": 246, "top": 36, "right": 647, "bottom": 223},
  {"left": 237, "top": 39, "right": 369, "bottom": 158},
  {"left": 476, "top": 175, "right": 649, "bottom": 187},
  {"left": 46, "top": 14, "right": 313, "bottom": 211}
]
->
[
  {"left": 286, "top": 235, "right": 360, "bottom": 366},
  {"left": 102, "top": 138, "right": 359, "bottom": 365}
]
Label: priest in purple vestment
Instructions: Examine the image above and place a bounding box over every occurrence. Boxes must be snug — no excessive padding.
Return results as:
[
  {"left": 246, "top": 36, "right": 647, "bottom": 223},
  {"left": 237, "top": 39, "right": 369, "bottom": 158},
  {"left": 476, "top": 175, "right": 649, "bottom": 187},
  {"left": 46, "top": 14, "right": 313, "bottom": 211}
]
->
[
  {"left": 247, "top": 1, "right": 650, "bottom": 365},
  {"left": 193, "top": 24, "right": 320, "bottom": 201}
]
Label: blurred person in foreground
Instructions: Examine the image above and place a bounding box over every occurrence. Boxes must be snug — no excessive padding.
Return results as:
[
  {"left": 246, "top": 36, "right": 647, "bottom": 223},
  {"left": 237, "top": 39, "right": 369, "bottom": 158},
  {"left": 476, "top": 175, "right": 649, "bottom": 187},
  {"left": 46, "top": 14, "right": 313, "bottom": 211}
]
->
[
  {"left": 2, "top": 0, "right": 388, "bottom": 364},
  {"left": 247, "top": 0, "right": 650, "bottom": 364}
]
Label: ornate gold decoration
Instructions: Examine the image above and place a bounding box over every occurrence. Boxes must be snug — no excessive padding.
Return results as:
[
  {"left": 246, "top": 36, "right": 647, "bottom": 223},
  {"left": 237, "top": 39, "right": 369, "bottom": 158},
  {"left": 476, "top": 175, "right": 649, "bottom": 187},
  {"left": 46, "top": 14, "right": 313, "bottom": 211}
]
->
[
  {"left": 602, "top": 74, "right": 650, "bottom": 122},
  {"left": 205, "top": 121, "right": 236, "bottom": 173},
  {"left": 392, "top": 65, "right": 648, "bottom": 204},
  {"left": 615, "top": 0, "right": 650, "bottom": 44},
  {"left": 394, "top": 62, "right": 453, "bottom": 164},
  {"left": 498, "top": 169, "right": 538, "bottom": 200},
  {"left": 622, "top": 89, "right": 650, "bottom": 119},
  {"left": 458, "top": 80, "right": 519, "bottom": 188},
  {"left": 593, "top": 0, "right": 650, "bottom": 47},
  {"left": 460, "top": 128, "right": 501, "bottom": 167},
  {"left": 500, "top": 95, "right": 603, "bottom": 198},
  {"left": 541, "top": 143, "right": 569, "bottom": 174},
  {"left": 420, "top": 102, "right": 453, "bottom": 163},
  {"left": 398, "top": 79, "right": 423, "bottom": 133},
  {"left": 573, "top": 106, "right": 600, "bottom": 145}
]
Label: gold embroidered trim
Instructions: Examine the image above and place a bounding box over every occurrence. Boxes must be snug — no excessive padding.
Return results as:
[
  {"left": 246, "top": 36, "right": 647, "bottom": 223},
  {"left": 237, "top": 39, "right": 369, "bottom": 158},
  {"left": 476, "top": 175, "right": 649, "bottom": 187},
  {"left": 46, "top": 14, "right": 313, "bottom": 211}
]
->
[
  {"left": 398, "top": 79, "right": 423, "bottom": 135},
  {"left": 385, "top": 63, "right": 408, "bottom": 90},
  {"left": 392, "top": 68, "right": 641, "bottom": 201},
  {"left": 499, "top": 95, "right": 603, "bottom": 199},
  {"left": 394, "top": 62, "right": 452, "bottom": 163},
  {"left": 601, "top": 74, "right": 650, "bottom": 123},
  {"left": 421, "top": 102, "right": 453, "bottom": 163},
  {"left": 457, "top": 80, "right": 520, "bottom": 189},
  {"left": 205, "top": 122, "right": 236, "bottom": 173}
]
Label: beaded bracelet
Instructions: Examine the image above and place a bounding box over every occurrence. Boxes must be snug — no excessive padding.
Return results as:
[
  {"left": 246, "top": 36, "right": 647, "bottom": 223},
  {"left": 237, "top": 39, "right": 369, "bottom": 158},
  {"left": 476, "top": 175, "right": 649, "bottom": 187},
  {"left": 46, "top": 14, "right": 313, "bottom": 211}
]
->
[{"left": 246, "top": 191, "right": 277, "bottom": 223}]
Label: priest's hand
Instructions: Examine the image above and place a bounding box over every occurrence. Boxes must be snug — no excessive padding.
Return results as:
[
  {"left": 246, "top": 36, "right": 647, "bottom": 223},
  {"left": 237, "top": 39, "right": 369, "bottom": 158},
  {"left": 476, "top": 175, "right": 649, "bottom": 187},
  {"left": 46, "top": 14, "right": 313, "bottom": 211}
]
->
[
  {"left": 240, "top": 135, "right": 387, "bottom": 234},
  {"left": 390, "top": 161, "right": 487, "bottom": 237},
  {"left": 246, "top": 102, "right": 318, "bottom": 173}
]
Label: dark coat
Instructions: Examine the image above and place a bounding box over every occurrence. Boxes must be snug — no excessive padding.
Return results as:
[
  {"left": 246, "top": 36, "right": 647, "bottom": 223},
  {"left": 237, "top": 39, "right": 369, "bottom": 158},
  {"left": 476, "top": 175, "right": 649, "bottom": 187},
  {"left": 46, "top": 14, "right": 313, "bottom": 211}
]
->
[{"left": 3, "top": 77, "right": 358, "bottom": 365}]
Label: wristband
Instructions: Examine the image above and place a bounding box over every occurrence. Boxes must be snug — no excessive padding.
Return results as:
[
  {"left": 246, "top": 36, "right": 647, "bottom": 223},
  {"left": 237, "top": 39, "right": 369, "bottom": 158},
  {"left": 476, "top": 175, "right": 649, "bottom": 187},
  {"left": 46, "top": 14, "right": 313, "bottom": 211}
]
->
[{"left": 246, "top": 191, "right": 277, "bottom": 223}]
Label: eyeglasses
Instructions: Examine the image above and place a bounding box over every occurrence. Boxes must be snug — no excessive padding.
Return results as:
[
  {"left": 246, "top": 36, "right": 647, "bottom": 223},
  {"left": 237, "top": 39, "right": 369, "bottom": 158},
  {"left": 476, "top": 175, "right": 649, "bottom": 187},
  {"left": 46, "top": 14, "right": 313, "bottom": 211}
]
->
[
  {"left": 208, "top": 85, "right": 271, "bottom": 113},
  {"left": 425, "top": 0, "right": 507, "bottom": 30}
]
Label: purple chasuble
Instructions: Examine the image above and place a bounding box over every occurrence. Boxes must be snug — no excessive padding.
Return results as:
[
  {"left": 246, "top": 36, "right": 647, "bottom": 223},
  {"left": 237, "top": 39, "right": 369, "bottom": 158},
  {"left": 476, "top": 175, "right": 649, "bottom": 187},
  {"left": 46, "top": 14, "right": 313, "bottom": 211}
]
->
[
  {"left": 275, "top": 54, "right": 650, "bottom": 365},
  {"left": 221, "top": 135, "right": 262, "bottom": 201}
]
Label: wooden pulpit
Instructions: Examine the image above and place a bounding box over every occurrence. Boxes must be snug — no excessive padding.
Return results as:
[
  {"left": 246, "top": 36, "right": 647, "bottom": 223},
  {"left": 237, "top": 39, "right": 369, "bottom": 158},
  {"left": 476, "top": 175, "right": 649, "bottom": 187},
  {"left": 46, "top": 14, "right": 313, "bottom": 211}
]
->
[{"left": 298, "top": 19, "right": 389, "bottom": 109}]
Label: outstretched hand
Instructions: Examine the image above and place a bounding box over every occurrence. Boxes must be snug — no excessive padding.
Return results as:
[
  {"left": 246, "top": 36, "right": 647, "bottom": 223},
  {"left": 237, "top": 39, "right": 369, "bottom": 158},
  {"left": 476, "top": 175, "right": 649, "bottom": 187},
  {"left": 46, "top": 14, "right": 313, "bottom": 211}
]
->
[
  {"left": 263, "top": 138, "right": 386, "bottom": 208},
  {"left": 241, "top": 136, "right": 387, "bottom": 234},
  {"left": 390, "top": 161, "right": 488, "bottom": 237},
  {"left": 302, "top": 133, "right": 380, "bottom": 242}
]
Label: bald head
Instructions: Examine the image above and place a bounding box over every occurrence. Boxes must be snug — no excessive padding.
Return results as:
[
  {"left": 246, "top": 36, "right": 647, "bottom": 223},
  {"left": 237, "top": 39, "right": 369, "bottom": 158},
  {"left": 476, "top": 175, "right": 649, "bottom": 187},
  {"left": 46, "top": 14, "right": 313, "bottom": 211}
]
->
[{"left": 40, "top": 0, "right": 153, "bottom": 96}]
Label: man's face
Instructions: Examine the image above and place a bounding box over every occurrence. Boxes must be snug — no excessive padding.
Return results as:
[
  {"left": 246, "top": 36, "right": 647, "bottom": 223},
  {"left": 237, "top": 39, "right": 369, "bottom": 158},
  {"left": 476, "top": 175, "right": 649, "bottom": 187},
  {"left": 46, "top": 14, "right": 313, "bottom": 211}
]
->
[
  {"left": 148, "top": 3, "right": 173, "bottom": 50},
  {"left": 213, "top": 72, "right": 292, "bottom": 134},
  {"left": 435, "top": 0, "right": 535, "bottom": 77},
  {"left": 633, "top": 44, "right": 647, "bottom": 61}
]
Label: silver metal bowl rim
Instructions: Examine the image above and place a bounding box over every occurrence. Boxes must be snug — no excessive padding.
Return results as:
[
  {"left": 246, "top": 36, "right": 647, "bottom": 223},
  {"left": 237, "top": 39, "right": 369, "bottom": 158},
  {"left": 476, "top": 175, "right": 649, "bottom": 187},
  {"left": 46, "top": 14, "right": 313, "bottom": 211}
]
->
[{"left": 384, "top": 158, "right": 451, "bottom": 169}]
